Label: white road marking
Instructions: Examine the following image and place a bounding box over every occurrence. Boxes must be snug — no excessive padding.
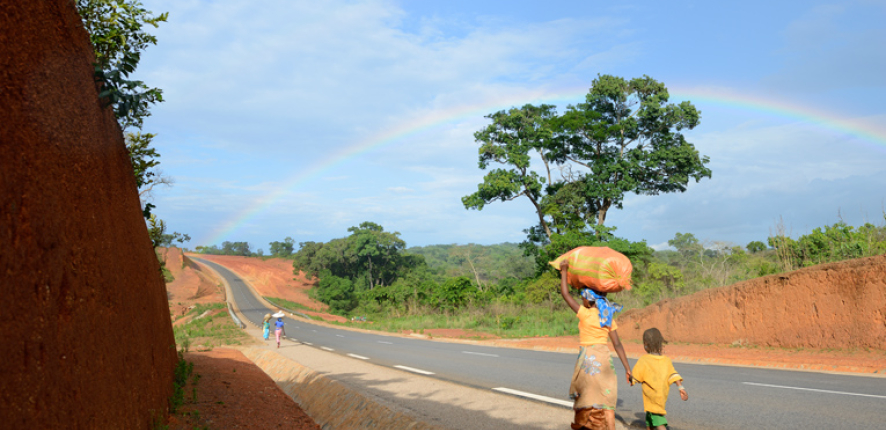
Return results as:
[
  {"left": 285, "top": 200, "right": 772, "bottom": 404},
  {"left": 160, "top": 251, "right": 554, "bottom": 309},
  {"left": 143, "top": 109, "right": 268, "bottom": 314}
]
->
[
  {"left": 463, "top": 351, "right": 499, "bottom": 357},
  {"left": 321, "top": 346, "right": 334, "bottom": 351},
  {"left": 743, "top": 382, "right": 886, "bottom": 399},
  {"left": 394, "top": 365, "right": 435, "bottom": 375},
  {"left": 348, "top": 354, "right": 370, "bottom": 360},
  {"left": 312, "top": 330, "right": 317, "bottom": 332},
  {"left": 303, "top": 342, "right": 313, "bottom": 345},
  {"left": 336, "top": 334, "right": 345, "bottom": 337},
  {"left": 377, "top": 341, "right": 393, "bottom": 344},
  {"left": 493, "top": 387, "right": 573, "bottom": 407}
]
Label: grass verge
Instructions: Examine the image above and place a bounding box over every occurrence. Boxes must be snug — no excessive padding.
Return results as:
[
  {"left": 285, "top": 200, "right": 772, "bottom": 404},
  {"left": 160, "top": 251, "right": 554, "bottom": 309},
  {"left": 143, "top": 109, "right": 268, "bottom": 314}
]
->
[
  {"left": 337, "top": 302, "right": 579, "bottom": 338},
  {"left": 264, "top": 296, "right": 316, "bottom": 313},
  {"left": 174, "top": 303, "right": 251, "bottom": 351}
]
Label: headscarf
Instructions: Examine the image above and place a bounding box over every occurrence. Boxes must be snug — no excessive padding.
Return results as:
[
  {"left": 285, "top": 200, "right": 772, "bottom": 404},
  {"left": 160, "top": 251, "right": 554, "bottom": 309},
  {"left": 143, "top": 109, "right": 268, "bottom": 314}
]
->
[{"left": 580, "top": 288, "right": 623, "bottom": 328}]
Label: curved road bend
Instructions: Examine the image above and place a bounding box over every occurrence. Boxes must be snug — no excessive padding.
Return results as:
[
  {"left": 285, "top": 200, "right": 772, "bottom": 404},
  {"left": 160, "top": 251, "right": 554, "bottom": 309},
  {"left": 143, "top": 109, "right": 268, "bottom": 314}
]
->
[{"left": 193, "top": 257, "right": 884, "bottom": 430}]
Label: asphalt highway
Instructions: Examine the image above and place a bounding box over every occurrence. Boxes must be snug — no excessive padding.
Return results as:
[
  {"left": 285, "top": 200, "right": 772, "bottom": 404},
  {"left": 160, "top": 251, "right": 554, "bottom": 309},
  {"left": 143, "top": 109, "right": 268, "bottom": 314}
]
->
[{"left": 194, "top": 257, "right": 884, "bottom": 429}]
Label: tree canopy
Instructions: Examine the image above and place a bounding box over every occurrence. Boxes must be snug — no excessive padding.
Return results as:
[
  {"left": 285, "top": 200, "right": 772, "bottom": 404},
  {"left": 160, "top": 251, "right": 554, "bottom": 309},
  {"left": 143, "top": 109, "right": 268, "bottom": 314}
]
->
[
  {"left": 463, "top": 75, "right": 712, "bottom": 246},
  {"left": 292, "top": 222, "right": 416, "bottom": 291},
  {"left": 77, "top": 0, "right": 172, "bottom": 223},
  {"left": 269, "top": 237, "right": 296, "bottom": 257},
  {"left": 291, "top": 222, "right": 433, "bottom": 313},
  {"left": 77, "top": 0, "right": 167, "bottom": 130},
  {"left": 196, "top": 241, "right": 252, "bottom": 256}
]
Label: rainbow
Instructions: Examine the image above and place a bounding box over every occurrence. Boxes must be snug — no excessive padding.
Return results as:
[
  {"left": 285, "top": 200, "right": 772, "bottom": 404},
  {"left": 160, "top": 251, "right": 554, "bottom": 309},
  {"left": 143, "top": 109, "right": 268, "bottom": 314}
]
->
[{"left": 199, "top": 85, "right": 886, "bottom": 245}]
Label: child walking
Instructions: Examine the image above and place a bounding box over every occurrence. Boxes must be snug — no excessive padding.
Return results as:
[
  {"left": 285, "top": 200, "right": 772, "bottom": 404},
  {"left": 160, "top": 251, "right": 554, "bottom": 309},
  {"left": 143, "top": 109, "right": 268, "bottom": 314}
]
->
[
  {"left": 631, "top": 328, "right": 689, "bottom": 429},
  {"left": 560, "top": 261, "right": 633, "bottom": 430}
]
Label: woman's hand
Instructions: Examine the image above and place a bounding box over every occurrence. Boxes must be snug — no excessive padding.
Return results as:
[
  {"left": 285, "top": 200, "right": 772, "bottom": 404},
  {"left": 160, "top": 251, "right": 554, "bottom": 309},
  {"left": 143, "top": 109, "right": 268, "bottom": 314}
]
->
[
  {"left": 559, "top": 260, "right": 580, "bottom": 313},
  {"left": 626, "top": 371, "right": 634, "bottom": 386}
]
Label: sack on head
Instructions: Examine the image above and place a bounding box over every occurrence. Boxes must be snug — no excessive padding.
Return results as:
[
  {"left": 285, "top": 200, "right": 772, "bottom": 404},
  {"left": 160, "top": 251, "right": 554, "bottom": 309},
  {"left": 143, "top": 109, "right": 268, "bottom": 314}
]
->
[{"left": 549, "top": 246, "right": 632, "bottom": 293}]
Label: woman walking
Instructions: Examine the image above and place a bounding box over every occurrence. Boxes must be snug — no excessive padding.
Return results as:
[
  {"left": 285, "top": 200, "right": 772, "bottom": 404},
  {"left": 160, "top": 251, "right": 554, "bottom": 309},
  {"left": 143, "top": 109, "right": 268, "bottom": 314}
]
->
[
  {"left": 262, "top": 313, "right": 271, "bottom": 340},
  {"left": 272, "top": 311, "right": 286, "bottom": 348},
  {"left": 560, "top": 260, "right": 633, "bottom": 430}
]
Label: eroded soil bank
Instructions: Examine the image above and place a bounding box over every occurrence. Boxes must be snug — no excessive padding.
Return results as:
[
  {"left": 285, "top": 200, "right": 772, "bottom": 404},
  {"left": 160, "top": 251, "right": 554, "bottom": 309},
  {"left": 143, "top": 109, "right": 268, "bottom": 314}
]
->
[
  {"left": 2, "top": 2, "right": 176, "bottom": 428},
  {"left": 616, "top": 254, "right": 886, "bottom": 350}
]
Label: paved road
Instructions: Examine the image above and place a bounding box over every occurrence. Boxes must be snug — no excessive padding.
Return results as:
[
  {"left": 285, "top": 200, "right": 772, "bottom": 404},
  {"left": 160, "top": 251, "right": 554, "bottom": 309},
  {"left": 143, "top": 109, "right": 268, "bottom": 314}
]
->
[{"left": 195, "top": 257, "right": 884, "bottom": 429}]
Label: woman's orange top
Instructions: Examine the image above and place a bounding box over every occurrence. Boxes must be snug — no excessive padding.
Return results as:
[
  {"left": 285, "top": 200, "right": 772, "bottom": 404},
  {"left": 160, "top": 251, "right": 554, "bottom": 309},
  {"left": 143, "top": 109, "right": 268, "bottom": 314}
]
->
[{"left": 577, "top": 306, "right": 617, "bottom": 346}]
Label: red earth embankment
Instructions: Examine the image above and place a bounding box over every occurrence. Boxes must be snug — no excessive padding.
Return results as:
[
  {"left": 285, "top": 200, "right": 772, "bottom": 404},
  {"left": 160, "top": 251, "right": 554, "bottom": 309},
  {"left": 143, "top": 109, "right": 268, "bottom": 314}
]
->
[
  {"left": 159, "top": 248, "right": 226, "bottom": 319},
  {"left": 617, "top": 255, "right": 886, "bottom": 350},
  {"left": 186, "top": 254, "right": 348, "bottom": 322},
  {"left": 0, "top": 2, "right": 177, "bottom": 428},
  {"left": 188, "top": 255, "right": 321, "bottom": 307}
]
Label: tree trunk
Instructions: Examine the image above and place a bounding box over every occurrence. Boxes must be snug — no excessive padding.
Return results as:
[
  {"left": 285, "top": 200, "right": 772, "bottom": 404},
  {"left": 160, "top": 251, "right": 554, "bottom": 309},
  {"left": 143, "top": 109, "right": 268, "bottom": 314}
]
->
[
  {"left": 367, "top": 257, "right": 374, "bottom": 290},
  {"left": 465, "top": 254, "right": 484, "bottom": 292},
  {"left": 597, "top": 198, "right": 611, "bottom": 226}
]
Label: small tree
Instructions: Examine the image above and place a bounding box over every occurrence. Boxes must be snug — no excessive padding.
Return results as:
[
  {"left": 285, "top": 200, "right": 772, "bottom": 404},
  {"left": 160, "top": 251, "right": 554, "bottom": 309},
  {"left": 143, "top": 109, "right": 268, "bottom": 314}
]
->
[
  {"left": 315, "top": 272, "right": 357, "bottom": 313},
  {"left": 746, "top": 241, "right": 767, "bottom": 254},
  {"left": 269, "top": 237, "right": 296, "bottom": 257}
]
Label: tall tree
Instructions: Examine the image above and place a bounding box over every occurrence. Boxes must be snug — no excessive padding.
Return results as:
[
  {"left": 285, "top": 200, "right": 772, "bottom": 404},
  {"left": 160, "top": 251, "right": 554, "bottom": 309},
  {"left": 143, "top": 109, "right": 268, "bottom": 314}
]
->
[
  {"left": 347, "top": 222, "right": 407, "bottom": 289},
  {"left": 550, "top": 74, "right": 712, "bottom": 226},
  {"left": 462, "top": 104, "right": 557, "bottom": 238},
  {"left": 463, "top": 75, "right": 712, "bottom": 243}
]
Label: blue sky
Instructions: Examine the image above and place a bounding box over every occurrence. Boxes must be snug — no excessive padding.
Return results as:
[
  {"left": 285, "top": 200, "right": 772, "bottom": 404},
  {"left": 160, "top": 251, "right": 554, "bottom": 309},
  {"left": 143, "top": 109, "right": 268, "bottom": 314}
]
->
[{"left": 138, "top": 0, "right": 886, "bottom": 252}]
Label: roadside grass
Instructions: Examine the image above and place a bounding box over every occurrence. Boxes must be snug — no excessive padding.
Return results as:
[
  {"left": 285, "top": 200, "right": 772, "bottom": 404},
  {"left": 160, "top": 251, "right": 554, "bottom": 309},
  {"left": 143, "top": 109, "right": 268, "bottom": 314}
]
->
[
  {"left": 264, "top": 296, "right": 316, "bottom": 313},
  {"left": 154, "top": 351, "right": 209, "bottom": 430},
  {"left": 341, "top": 302, "right": 579, "bottom": 338},
  {"left": 174, "top": 303, "right": 252, "bottom": 351}
]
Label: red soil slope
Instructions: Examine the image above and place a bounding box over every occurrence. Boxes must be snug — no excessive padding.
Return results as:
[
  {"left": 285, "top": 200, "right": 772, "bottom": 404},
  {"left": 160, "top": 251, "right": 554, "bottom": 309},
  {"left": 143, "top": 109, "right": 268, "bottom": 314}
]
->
[
  {"left": 158, "top": 248, "right": 226, "bottom": 318},
  {"left": 187, "top": 254, "right": 327, "bottom": 310},
  {"left": 184, "top": 254, "right": 349, "bottom": 322},
  {"left": 0, "top": 2, "right": 177, "bottom": 428},
  {"left": 617, "top": 254, "right": 886, "bottom": 349}
]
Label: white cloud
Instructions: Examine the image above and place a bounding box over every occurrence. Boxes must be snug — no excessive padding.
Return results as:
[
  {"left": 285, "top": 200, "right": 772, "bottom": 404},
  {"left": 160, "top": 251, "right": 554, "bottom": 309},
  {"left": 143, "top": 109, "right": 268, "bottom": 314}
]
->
[{"left": 649, "top": 241, "right": 673, "bottom": 252}]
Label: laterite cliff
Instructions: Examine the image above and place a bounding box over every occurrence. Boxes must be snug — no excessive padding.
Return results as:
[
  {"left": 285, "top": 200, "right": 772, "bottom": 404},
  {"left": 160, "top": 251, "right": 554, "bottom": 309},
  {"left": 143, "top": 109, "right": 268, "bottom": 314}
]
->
[
  {"left": 617, "top": 255, "right": 886, "bottom": 350},
  {"left": 1, "top": 1, "right": 177, "bottom": 428}
]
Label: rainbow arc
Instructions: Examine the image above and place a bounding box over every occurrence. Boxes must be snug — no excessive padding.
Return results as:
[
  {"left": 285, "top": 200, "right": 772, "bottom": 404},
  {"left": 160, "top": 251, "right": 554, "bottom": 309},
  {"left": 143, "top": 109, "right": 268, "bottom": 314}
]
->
[{"left": 200, "top": 86, "right": 886, "bottom": 245}]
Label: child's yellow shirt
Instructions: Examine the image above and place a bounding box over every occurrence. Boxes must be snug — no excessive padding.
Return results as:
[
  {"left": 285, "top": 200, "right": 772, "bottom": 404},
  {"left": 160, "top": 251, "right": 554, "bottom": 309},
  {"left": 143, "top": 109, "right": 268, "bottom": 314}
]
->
[{"left": 631, "top": 354, "right": 682, "bottom": 415}]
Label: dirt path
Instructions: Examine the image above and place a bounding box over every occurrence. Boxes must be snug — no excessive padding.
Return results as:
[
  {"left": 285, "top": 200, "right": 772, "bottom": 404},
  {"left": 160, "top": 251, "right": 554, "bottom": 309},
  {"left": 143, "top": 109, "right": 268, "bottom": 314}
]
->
[{"left": 168, "top": 348, "right": 321, "bottom": 430}]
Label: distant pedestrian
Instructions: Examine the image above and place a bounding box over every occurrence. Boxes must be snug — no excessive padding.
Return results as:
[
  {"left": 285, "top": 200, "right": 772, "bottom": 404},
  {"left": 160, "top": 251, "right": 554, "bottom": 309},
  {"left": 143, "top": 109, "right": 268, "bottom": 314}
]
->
[
  {"left": 559, "top": 261, "right": 633, "bottom": 430},
  {"left": 631, "top": 328, "right": 688, "bottom": 430},
  {"left": 262, "top": 313, "right": 272, "bottom": 340},
  {"left": 272, "top": 311, "right": 286, "bottom": 348}
]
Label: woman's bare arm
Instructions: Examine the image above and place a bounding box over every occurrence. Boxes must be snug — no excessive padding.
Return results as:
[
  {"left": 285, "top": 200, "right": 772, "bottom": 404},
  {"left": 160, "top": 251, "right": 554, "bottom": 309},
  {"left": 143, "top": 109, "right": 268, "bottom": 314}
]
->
[
  {"left": 559, "top": 261, "right": 580, "bottom": 313},
  {"left": 609, "top": 330, "right": 633, "bottom": 385}
]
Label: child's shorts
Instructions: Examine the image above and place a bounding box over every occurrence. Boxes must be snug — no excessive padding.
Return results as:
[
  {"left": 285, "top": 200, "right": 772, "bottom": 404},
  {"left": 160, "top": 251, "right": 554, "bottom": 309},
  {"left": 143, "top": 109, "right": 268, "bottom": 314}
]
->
[{"left": 645, "top": 412, "right": 667, "bottom": 427}]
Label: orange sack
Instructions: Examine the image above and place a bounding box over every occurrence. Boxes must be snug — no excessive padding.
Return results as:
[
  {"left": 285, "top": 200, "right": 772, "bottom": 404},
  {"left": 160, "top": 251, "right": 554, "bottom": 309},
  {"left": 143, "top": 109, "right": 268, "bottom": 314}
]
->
[{"left": 549, "top": 247, "right": 633, "bottom": 293}]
